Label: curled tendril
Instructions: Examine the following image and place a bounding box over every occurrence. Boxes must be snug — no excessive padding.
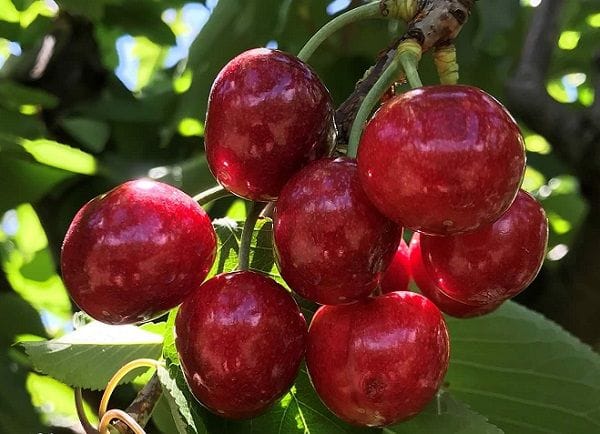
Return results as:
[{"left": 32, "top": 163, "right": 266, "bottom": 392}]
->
[
  {"left": 74, "top": 358, "right": 161, "bottom": 434},
  {"left": 99, "top": 358, "right": 161, "bottom": 419},
  {"left": 380, "top": 0, "right": 421, "bottom": 22},
  {"left": 98, "top": 409, "right": 146, "bottom": 434}
]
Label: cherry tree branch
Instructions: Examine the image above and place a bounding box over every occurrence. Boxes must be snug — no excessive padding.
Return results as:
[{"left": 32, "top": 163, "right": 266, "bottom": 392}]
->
[
  {"left": 112, "top": 374, "right": 162, "bottom": 434},
  {"left": 335, "top": 0, "right": 476, "bottom": 144},
  {"left": 505, "top": 0, "right": 600, "bottom": 201}
]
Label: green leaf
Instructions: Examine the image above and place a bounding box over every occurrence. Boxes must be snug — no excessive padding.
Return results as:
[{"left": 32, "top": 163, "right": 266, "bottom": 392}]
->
[
  {"left": 162, "top": 308, "right": 178, "bottom": 366},
  {"left": 0, "top": 156, "right": 74, "bottom": 213},
  {"left": 54, "top": 0, "right": 113, "bottom": 20},
  {"left": 21, "top": 321, "right": 163, "bottom": 390},
  {"left": 0, "top": 292, "right": 46, "bottom": 346},
  {"left": 0, "top": 80, "right": 59, "bottom": 110},
  {"left": 0, "top": 293, "right": 45, "bottom": 432},
  {"left": 104, "top": 0, "right": 176, "bottom": 46},
  {"left": 0, "top": 106, "right": 46, "bottom": 138},
  {"left": 157, "top": 363, "right": 208, "bottom": 434},
  {"left": 446, "top": 301, "right": 600, "bottom": 433},
  {"left": 60, "top": 117, "right": 111, "bottom": 153},
  {"left": 3, "top": 206, "right": 72, "bottom": 323},
  {"left": 20, "top": 138, "right": 98, "bottom": 175},
  {"left": 27, "top": 372, "right": 99, "bottom": 427},
  {"left": 385, "top": 390, "right": 503, "bottom": 434},
  {"left": 209, "top": 218, "right": 283, "bottom": 285},
  {"left": 0, "top": 353, "right": 43, "bottom": 433}
]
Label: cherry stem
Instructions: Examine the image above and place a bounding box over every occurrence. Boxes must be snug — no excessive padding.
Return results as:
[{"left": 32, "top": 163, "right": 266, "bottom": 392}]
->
[
  {"left": 399, "top": 49, "right": 423, "bottom": 88},
  {"left": 346, "top": 39, "right": 422, "bottom": 158},
  {"left": 297, "top": 2, "right": 381, "bottom": 62},
  {"left": 238, "top": 202, "right": 263, "bottom": 271},
  {"left": 192, "top": 185, "right": 230, "bottom": 206}
]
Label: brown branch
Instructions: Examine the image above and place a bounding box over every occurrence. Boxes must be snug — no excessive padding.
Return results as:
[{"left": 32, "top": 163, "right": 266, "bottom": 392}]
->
[
  {"left": 505, "top": 0, "right": 600, "bottom": 201},
  {"left": 335, "top": 0, "right": 475, "bottom": 144},
  {"left": 113, "top": 374, "right": 162, "bottom": 434}
]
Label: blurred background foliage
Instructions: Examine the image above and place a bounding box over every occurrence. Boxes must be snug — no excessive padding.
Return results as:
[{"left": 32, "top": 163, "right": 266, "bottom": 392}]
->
[{"left": 0, "top": 0, "right": 599, "bottom": 432}]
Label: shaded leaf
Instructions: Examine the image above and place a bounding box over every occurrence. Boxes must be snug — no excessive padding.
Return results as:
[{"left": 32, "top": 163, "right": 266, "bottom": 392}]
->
[
  {"left": 446, "top": 301, "right": 600, "bottom": 433},
  {"left": 60, "top": 117, "right": 110, "bottom": 153},
  {"left": 0, "top": 157, "right": 74, "bottom": 212},
  {"left": 105, "top": 0, "right": 176, "bottom": 46},
  {"left": 0, "top": 79, "right": 59, "bottom": 109},
  {"left": 385, "top": 390, "right": 503, "bottom": 434}
]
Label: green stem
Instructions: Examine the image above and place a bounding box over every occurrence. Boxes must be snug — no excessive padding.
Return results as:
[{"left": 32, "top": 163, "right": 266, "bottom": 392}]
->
[
  {"left": 347, "top": 52, "right": 404, "bottom": 158},
  {"left": 298, "top": 2, "right": 381, "bottom": 62},
  {"left": 346, "top": 41, "right": 423, "bottom": 158},
  {"left": 238, "top": 202, "right": 263, "bottom": 271},
  {"left": 399, "top": 51, "right": 423, "bottom": 88},
  {"left": 192, "top": 185, "right": 230, "bottom": 206}
]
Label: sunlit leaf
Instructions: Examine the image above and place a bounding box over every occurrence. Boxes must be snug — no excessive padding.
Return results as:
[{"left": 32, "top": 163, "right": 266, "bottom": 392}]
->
[
  {"left": 20, "top": 138, "right": 98, "bottom": 175},
  {"left": 21, "top": 321, "right": 163, "bottom": 390},
  {"left": 27, "top": 372, "right": 98, "bottom": 427}
]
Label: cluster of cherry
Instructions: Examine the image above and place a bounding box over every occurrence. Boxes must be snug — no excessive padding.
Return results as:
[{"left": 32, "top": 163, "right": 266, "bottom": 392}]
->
[{"left": 60, "top": 47, "right": 547, "bottom": 427}]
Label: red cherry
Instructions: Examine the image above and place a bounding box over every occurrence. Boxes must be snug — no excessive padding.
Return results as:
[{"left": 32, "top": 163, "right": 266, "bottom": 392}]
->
[
  {"left": 60, "top": 180, "right": 216, "bottom": 325},
  {"left": 421, "top": 190, "right": 548, "bottom": 306},
  {"left": 273, "top": 157, "right": 401, "bottom": 305},
  {"left": 306, "top": 292, "right": 449, "bottom": 427},
  {"left": 175, "top": 271, "right": 307, "bottom": 419},
  {"left": 358, "top": 85, "right": 525, "bottom": 235},
  {"left": 205, "top": 48, "right": 335, "bottom": 201},
  {"left": 409, "top": 233, "right": 502, "bottom": 318},
  {"left": 380, "top": 239, "right": 410, "bottom": 293}
]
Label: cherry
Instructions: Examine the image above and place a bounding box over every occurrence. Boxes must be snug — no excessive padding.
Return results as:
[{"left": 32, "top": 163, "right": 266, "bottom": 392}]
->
[
  {"left": 205, "top": 48, "right": 335, "bottom": 201},
  {"left": 273, "top": 157, "right": 401, "bottom": 305},
  {"left": 409, "top": 233, "right": 502, "bottom": 318},
  {"left": 421, "top": 190, "right": 548, "bottom": 306},
  {"left": 357, "top": 85, "right": 525, "bottom": 235},
  {"left": 306, "top": 291, "right": 449, "bottom": 427},
  {"left": 61, "top": 179, "right": 217, "bottom": 325},
  {"left": 175, "top": 271, "right": 307, "bottom": 419},
  {"left": 380, "top": 239, "right": 410, "bottom": 294}
]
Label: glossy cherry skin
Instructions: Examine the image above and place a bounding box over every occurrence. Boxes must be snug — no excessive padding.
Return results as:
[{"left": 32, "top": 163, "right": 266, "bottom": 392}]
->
[
  {"left": 175, "top": 271, "right": 307, "bottom": 419},
  {"left": 421, "top": 190, "right": 548, "bottom": 306},
  {"left": 205, "top": 48, "right": 335, "bottom": 201},
  {"left": 380, "top": 239, "right": 410, "bottom": 294},
  {"left": 61, "top": 179, "right": 217, "bottom": 325},
  {"left": 306, "top": 291, "right": 449, "bottom": 427},
  {"left": 358, "top": 85, "right": 525, "bottom": 235},
  {"left": 273, "top": 157, "right": 402, "bottom": 305},
  {"left": 409, "top": 233, "right": 502, "bottom": 318}
]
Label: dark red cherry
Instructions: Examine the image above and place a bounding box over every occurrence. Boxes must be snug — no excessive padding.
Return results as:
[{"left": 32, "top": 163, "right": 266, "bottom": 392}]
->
[
  {"left": 421, "top": 190, "right": 548, "bottom": 306},
  {"left": 409, "top": 233, "right": 502, "bottom": 318},
  {"left": 175, "top": 271, "right": 307, "bottom": 419},
  {"left": 61, "top": 179, "right": 217, "bottom": 325},
  {"left": 306, "top": 292, "right": 449, "bottom": 427},
  {"left": 273, "top": 157, "right": 401, "bottom": 305},
  {"left": 358, "top": 85, "right": 525, "bottom": 235},
  {"left": 205, "top": 48, "right": 335, "bottom": 201},
  {"left": 380, "top": 239, "right": 410, "bottom": 293}
]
